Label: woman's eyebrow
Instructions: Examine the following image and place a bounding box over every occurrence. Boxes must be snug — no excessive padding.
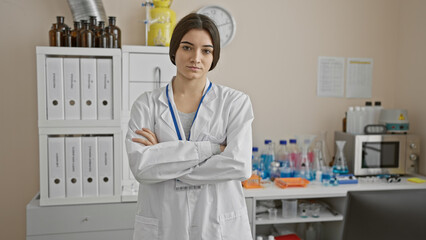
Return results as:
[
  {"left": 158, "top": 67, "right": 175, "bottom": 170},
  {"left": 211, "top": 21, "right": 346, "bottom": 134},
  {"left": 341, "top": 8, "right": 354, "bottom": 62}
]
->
[{"left": 180, "top": 41, "right": 213, "bottom": 48}]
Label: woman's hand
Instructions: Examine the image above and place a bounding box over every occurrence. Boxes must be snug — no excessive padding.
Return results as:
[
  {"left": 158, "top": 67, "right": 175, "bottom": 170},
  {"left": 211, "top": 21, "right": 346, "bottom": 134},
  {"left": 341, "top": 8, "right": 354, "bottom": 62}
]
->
[
  {"left": 132, "top": 128, "right": 159, "bottom": 146},
  {"left": 220, "top": 145, "right": 226, "bottom": 152}
]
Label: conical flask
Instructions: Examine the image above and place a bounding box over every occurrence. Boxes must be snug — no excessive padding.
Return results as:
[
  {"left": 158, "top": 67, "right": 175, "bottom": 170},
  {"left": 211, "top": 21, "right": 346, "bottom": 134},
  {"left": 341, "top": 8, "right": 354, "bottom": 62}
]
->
[{"left": 333, "top": 141, "right": 349, "bottom": 174}]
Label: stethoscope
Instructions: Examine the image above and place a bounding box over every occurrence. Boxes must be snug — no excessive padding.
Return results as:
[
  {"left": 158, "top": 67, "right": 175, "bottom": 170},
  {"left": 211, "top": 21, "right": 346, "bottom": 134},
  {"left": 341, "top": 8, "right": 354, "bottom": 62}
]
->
[{"left": 166, "top": 82, "right": 213, "bottom": 141}]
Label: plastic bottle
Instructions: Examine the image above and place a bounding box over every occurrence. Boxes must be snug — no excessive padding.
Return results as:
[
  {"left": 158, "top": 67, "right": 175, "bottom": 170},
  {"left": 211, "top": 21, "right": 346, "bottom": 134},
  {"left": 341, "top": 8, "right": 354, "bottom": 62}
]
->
[
  {"left": 358, "top": 107, "right": 367, "bottom": 134},
  {"left": 364, "top": 101, "right": 375, "bottom": 127},
  {"left": 288, "top": 139, "right": 300, "bottom": 177},
  {"left": 252, "top": 147, "right": 261, "bottom": 173},
  {"left": 260, "top": 140, "right": 275, "bottom": 179},
  {"left": 305, "top": 224, "right": 317, "bottom": 240},
  {"left": 276, "top": 140, "right": 293, "bottom": 177},
  {"left": 347, "top": 107, "right": 354, "bottom": 134},
  {"left": 268, "top": 235, "right": 275, "bottom": 240},
  {"left": 373, "top": 101, "right": 383, "bottom": 124},
  {"left": 353, "top": 106, "right": 361, "bottom": 134},
  {"left": 276, "top": 140, "right": 288, "bottom": 166},
  {"left": 256, "top": 237, "right": 263, "bottom": 240}
]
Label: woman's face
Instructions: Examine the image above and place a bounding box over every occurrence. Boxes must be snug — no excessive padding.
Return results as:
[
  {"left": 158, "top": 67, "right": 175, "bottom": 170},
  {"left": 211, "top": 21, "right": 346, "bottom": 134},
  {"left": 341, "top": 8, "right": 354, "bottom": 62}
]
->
[{"left": 175, "top": 29, "right": 214, "bottom": 82}]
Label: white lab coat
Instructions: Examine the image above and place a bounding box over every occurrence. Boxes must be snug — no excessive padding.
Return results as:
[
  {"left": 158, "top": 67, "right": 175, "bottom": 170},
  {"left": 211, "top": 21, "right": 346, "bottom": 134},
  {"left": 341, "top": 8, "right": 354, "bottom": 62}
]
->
[{"left": 126, "top": 78, "right": 254, "bottom": 240}]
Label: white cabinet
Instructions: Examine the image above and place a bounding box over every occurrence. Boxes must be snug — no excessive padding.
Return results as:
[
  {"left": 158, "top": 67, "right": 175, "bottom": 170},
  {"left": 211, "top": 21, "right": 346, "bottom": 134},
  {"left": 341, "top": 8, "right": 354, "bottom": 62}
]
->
[
  {"left": 26, "top": 194, "right": 136, "bottom": 240},
  {"left": 243, "top": 180, "right": 426, "bottom": 240},
  {"left": 120, "top": 46, "right": 176, "bottom": 197},
  {"left": 245, "top": 184, "right": 346, "bottom": 239},
  {"left": 36, "top": 47, "right": 122, "bottom": 206}
]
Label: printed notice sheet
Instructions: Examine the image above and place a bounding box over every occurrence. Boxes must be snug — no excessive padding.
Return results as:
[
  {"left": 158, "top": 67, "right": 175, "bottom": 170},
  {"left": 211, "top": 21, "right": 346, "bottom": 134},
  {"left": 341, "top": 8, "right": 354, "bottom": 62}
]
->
[
  {"left": 346, "top": 58, "right": 373, "bottom": 98},
  {"left": 317, "top": 56, "right": 345, "bottom": 97}
]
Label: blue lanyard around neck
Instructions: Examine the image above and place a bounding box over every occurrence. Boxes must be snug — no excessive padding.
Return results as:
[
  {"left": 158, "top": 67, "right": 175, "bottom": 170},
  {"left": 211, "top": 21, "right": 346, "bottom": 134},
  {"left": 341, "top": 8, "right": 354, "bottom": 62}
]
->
[{"left": 166, "top": 82, "right": 213, "bottom": 141}]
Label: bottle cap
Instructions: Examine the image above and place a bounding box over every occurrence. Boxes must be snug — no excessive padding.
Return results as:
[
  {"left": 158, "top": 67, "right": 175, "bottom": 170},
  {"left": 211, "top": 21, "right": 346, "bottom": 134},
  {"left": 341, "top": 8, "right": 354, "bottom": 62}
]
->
[
  {"left": 289, "top": 139, "right": 297, "bottom": 144},
  {"left": 252, "top": 147, "right": 258, "bottom": 152},
  {"left": 365, "top": 101, "right": 372, "bottom": 106},
  {"left": 374, "top": 101, "right": 381, "bottom": 106},
  {"left": 348, "top": 106, "right": 354, "bottom": 111},
  {"left": 279, "top": 140, "right": 287, "bottom": 145},
  {"left": 264, "top": 140, "right": 272, "bottom": 144}
]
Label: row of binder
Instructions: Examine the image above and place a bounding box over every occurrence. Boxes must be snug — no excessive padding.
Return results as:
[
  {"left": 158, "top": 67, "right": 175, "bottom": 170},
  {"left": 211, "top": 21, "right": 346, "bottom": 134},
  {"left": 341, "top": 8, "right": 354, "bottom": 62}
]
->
[
  {"left": 46, "top": 57, "right": 113, "bottom": 120},
  {"left": 48, "top": 136, "right": 114, "bottom": 199}
]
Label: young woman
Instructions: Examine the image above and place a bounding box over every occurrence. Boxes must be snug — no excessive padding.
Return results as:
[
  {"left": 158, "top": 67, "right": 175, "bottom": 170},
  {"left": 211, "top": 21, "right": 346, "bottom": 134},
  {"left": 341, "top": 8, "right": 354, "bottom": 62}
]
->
[{"left": 126, "top": 13, "right": 254, "bottom": 240}]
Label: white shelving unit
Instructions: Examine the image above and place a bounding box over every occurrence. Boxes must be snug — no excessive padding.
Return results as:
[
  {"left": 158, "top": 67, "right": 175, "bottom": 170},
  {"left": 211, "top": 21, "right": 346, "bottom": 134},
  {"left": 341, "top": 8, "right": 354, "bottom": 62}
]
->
[
  {"left": 120, "top": 45, "right": 176, "bottom": 199},
  {"left": 243, "top": 179, "right": 426, "bottom": 239},
  {"left": 36, "top": 46, "right": 122, "bottom": 206}
]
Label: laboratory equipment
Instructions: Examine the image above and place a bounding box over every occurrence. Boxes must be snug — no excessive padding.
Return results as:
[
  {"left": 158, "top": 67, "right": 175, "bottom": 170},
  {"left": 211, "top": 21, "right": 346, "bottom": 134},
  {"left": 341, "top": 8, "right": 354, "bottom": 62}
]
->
[
  {"left": 269, "top": 162, "right": 281, "bottom": 181},
  {"left": 333, "top": 141, "right": 349, "bottom": 174},
  {"left": 312, "top": 141, "right": 327, "bottom": 183},
  {"left": 295, "top": 135, "right": 316, "bottom": 180},
  {"left": 104, "top": 16, "right": 121, "bottom": 48},
  {"left": 310, "top": 203, "right": 321, "bottom": 218},
  {"left": 379, "top": 109, "right": 410, "bottom": 133},
  {"left": 268, "top": 208, "right": 278, "bottom": 219},
  {"left": 334, "top": 131, "right": 420, "bottom": 175},
  {"left": 288, "top": 139, "right": 300, "bottom": 176},
  {"left": 260, "top": 140, "right": 275, "bottom": 179},
  {"left": 281, "top": 199, "right": 298, "bottom": 218},
  {"left": 276, "top": 140, "right": 293, "bottom": 177},
  {"left": 142, "top": 0, "right": 176, "bottom": 46},
  {"left": 299, "top": 202, "right": 310, "bottom": 218},
  {"left": 252, "top": 147, "right": 261, "bottom": 172}
]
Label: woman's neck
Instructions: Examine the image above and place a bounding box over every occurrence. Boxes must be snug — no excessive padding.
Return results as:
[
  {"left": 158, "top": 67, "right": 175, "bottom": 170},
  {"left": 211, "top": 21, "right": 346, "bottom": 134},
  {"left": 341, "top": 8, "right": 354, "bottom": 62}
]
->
[{"left": 172, "top": 76, "right": 206, "bottom": 97}]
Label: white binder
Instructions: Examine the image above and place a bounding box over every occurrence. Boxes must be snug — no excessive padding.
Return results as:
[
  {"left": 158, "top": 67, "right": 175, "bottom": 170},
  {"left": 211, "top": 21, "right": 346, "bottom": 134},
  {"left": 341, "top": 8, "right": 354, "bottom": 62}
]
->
[
  {"left": 81, "top": 136, "right": 98, "bottom": 196},
  {"left": 80, "top": 58, "right": 97, "bottom": 120},
  {"left": 65, "top": 137, "right": 82, "bottom": 197},
  {"left": 63, "top": 58, "right": 81, "bottom": 120},
  {"left": 97, "top": 136, "right": 114, "bottom": 196},
  {"left": 97, "top": 58, "right": 113, "bottom": 120},
  {"left": 46, "top": 57, "right": 64, "bottom": 120},
  {"left": 48, "top": 137, "right": 65, "bottom": 198}
]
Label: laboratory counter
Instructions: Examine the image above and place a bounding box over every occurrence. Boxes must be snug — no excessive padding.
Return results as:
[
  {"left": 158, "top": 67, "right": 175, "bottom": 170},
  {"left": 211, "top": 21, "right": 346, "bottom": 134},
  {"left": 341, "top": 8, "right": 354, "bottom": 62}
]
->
[{"left": 27, "top": 176, "right": 426, "bottom": 240}]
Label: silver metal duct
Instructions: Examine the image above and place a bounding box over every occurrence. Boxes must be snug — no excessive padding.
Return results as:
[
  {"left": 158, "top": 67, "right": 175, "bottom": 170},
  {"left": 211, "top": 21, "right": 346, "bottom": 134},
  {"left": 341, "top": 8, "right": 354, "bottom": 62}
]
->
[{"left": 67, "top": 0, "right": 107, "bottom": 22}]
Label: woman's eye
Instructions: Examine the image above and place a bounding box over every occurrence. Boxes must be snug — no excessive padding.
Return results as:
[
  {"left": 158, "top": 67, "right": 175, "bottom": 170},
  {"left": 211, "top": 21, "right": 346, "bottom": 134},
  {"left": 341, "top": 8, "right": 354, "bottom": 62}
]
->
[
  {"left": 203, "top": 49, "right": 212, "bottom": 54},
  {"left": 182, "top": 45, "right": 191, "bottom": 51}
]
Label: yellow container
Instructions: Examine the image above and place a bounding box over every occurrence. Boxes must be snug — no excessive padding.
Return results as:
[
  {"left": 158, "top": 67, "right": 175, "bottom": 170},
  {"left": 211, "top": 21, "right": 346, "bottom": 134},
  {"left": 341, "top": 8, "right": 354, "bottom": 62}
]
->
[{"left": 148, "top": 22, "right": 173, "bottom": 46}]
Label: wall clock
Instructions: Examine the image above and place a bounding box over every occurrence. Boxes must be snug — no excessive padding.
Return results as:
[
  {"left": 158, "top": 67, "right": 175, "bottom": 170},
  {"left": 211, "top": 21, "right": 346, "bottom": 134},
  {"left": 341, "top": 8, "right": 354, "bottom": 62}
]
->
[{"left": 197, "top": 5, "right": 236, "bottom": 47}]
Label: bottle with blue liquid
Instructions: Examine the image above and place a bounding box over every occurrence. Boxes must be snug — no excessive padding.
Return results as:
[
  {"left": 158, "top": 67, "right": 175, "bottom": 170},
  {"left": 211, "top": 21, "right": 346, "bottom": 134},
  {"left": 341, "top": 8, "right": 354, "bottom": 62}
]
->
[
  {"left": 276, "top": 140, "right": 293, "bottom": 177},
  {"left": 260, "top": 140, "right": 275, "bottom": 179},
  {"left": 333, "top": 141, "right": 349, "bottom": 174},
  {"left": 252, "top": 147, "right": 261, "bottom": 173}
]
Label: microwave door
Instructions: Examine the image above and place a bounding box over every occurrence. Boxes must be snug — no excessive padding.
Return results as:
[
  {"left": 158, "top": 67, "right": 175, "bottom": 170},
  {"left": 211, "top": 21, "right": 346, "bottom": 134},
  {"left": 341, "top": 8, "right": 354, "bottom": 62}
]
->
[{"left": 358, "top": 136, "right": 407, "bottom": 175}]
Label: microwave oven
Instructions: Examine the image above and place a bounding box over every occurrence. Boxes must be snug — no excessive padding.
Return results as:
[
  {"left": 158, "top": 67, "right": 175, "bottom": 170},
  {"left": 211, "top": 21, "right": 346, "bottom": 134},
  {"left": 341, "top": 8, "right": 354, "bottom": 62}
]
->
[{"left": 334, "top": 131, "right": 420, "bottom": 176}]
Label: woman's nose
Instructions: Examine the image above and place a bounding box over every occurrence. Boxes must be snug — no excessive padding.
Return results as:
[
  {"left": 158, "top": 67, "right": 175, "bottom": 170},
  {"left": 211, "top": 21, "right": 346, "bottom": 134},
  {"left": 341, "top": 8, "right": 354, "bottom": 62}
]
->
[{"left": 190, "top": 50, "right": 201, "bottom": 63}]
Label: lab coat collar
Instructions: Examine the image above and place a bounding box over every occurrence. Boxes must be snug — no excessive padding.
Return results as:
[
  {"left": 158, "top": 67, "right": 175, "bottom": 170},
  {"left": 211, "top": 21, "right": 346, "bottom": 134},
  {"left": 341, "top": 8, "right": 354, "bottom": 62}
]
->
[{"left": 159, "top": 77, "right": 217, "bottom": 141}]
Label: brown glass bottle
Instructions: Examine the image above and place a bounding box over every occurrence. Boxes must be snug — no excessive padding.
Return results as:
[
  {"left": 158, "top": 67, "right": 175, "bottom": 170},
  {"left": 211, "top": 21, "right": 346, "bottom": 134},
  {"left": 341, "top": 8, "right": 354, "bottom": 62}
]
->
[
  {"left": 79, "top": 20, "right": 88, "bottom": 40},
  {"left": 105, "top": 16, "right": 121, "bottom": 48},
  {"left": 71, "top": 21, "right": 81, "bottom": 47},
  {"left": 89, "top": 16, "right": 99, "bottom": 46},
  {"left": 49, "top": 23, "right": 61, "bottom": 46},
  {"left": 56, "top": 16, "right": 69, "bottom": 46},
  {"left": 96, "top": 21, "right": 107, "bottom": 48},
  {"left": 63, "top": 27, "right": 72, "bottom": 47},
  {"left": 80, "top": 22, "right": 94, "bottom": 48}
]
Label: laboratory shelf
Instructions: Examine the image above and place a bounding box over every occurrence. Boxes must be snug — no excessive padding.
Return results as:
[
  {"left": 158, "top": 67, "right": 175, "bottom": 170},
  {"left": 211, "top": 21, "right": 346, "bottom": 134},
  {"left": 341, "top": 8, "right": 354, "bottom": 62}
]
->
[{"left": 255, "top": 208, "right": 344, "bottom": 225}]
